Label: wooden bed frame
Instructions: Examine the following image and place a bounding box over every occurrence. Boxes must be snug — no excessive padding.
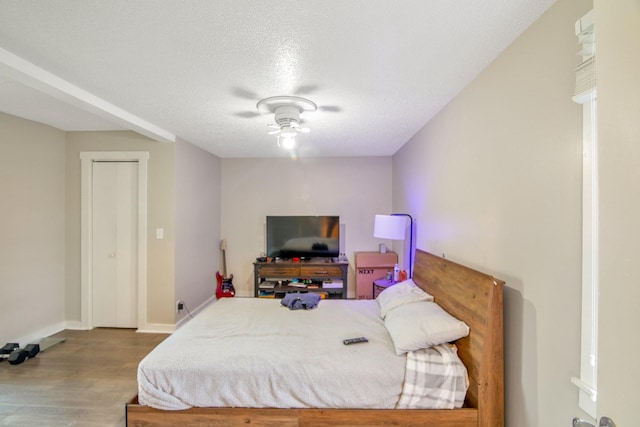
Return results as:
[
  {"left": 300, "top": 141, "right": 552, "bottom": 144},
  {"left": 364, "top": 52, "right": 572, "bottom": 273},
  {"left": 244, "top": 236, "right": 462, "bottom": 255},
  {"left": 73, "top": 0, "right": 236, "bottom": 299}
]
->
[{"left": 126, "top": 249, "right": 504, "bottom": 427}]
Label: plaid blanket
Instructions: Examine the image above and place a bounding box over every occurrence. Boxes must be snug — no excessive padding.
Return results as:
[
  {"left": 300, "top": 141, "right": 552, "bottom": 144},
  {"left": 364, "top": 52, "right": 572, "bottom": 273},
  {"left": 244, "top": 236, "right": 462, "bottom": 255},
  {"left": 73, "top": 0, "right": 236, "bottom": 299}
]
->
[{"left": 395, "top": 344, "right": 468, "bottom": 409}]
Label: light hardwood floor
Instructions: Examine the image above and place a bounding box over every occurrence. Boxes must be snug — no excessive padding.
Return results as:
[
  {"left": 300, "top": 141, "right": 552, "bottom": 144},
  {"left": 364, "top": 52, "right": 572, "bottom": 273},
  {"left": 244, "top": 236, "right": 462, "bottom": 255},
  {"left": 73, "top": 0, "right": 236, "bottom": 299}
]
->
[{"left": 0, "top": 328, "right": 168, "bottom": 426}]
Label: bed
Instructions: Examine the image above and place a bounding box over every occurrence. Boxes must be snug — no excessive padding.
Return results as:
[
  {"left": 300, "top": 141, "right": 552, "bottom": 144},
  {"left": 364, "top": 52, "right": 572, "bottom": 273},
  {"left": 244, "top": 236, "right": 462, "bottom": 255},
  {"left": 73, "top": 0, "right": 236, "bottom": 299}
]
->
[{"left": 126, "top": 249, "right": 504, "bottom": 426}]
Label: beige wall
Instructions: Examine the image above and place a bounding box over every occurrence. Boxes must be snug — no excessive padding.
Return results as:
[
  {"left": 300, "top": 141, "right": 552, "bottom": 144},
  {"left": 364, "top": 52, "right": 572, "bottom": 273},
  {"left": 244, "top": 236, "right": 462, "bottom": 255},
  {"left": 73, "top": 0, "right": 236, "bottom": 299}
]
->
[
  {"left": 595, "top": 1, "right": 640, "bottom": 424},
  {"left": 221, "top": 156, "right": 392, "bottom": 298},
  {"left": 174, "top": 139, "right": 221, "bottom": 321},
  {"left": 65, "top": 131, "right": 176, "bottom": 325},
  {"left": 0, "top": 113, "right": 66, "bottom": 344},
  {"left": 392, "top": 0, "right": 592, "bottom": 425}
]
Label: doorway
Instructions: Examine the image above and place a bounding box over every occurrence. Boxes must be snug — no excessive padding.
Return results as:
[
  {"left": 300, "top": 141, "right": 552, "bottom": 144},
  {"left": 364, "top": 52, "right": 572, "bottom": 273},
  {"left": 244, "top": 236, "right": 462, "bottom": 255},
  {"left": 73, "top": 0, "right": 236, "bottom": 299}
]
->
[
  {"left": 91, "top": 161, "right": 138, "bottom": 327},
  {"left": 80, "top": 151, "right": 149, "bottom": 330}
]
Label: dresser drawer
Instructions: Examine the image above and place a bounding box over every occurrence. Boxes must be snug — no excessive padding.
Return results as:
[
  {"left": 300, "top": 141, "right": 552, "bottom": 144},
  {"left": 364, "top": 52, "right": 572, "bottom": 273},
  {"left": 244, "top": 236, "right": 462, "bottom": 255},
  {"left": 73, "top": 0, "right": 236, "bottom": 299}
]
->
[
  {"left": 299, "top": 266, "right": 343, "bottom": 278},
  {"left": 257, "top": 265, "right": 300, "bottom": 277}
]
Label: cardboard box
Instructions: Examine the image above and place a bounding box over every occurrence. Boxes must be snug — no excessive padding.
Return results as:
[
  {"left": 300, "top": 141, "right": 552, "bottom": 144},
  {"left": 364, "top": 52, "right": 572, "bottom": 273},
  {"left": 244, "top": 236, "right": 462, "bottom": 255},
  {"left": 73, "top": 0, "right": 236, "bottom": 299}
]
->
[{"left": 354, "top": 251, "right": 398, "bottom": 299}]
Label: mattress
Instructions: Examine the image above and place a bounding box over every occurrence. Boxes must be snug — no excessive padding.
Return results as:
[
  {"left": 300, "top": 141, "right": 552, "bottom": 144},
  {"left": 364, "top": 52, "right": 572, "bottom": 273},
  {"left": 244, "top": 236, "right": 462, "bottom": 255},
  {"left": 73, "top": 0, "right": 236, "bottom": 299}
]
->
[{"left": 137, "top": 298, "right": 463, "bottom": 410}]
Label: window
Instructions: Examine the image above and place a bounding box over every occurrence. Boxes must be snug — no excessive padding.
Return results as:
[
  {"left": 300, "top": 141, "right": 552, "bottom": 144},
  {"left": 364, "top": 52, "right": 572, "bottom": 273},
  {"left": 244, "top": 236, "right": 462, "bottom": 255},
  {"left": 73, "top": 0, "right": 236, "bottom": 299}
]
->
[{"left": 571, "top": 9, "right": 598, "bottom": 418}]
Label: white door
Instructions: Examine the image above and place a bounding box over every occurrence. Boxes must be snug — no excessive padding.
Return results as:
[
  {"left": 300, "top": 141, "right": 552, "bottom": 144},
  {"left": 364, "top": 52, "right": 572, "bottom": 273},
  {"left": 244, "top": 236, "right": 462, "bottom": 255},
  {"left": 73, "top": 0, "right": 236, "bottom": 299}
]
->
[{"left": 91, "top": 161, "right": 138, "bottom": 328}]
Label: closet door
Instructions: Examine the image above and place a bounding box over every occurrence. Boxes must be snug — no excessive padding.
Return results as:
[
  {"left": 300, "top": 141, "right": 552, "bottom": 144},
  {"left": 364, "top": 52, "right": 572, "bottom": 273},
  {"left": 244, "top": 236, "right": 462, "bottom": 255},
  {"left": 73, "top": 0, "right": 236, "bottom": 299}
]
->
[{"left": 92, "top": 161, "right": 138, "bottom": 328}]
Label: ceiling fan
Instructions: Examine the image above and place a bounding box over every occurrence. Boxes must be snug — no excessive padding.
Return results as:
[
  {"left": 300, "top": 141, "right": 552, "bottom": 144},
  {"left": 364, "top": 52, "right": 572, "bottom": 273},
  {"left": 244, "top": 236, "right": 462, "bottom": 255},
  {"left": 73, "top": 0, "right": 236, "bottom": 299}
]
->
[
  {"left": 256, "top": 96, "right": 318, "bottom": 149},
  {"left": 232, "top": 86, "right": 342, "bottom": 118}
]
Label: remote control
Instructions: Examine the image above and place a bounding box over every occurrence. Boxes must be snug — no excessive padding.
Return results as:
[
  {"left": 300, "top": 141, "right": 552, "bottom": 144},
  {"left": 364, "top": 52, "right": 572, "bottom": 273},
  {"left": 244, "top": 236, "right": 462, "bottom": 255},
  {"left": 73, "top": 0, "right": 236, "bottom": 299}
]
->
[{"left": 343, "top": 337, "right": 368, "bottom": 345}]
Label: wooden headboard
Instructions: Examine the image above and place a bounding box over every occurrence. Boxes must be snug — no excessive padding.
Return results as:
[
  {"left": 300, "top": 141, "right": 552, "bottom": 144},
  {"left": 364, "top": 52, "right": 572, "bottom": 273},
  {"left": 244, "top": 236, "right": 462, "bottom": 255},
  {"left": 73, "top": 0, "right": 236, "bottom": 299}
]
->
[{"left": 412, "top": 249, "right": 505, "bottom": 426}]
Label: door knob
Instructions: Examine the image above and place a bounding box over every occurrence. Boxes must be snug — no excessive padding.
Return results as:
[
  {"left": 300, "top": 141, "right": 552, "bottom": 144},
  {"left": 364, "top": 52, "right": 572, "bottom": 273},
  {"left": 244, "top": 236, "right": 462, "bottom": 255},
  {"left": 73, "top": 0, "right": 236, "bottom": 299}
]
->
[
  {"left": 572, "top": 417, "right": 616, "bottom": 427},
  {"left": 574, "top": 418, "right": 595, "bottom": 427},
  {"left": 599, "top": 417, "right": 616, "bottom": 427}
]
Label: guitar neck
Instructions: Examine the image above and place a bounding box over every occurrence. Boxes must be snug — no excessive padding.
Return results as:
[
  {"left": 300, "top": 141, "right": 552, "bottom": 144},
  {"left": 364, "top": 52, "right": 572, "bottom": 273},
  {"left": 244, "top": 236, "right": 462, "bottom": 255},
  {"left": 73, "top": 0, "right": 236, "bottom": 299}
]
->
[
  {"left": 220, "top": 239, "right": 228, "bottom": 278},
  {"left": 222, "top": 249, "right": 227, "bottom": 278}
]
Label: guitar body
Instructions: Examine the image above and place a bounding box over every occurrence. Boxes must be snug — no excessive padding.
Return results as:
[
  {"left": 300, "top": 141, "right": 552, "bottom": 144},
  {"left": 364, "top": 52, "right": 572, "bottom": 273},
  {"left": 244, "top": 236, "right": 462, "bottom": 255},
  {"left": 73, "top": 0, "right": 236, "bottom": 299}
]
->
[
  {"left": 216, "top": 239, "right": 235, "bottom": 298},
  {"left": 216, "top": 271, "right": 235, "bottom": 299}
]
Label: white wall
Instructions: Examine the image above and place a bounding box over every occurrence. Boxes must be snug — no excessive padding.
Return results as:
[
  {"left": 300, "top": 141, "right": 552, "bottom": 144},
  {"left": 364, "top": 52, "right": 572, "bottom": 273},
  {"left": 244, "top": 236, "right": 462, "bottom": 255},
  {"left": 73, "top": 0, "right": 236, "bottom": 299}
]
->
[
  {"left": 174, "top": 139, "right": 221, "bottom": 321},
  {"left": 392, "top": 0, "right": 591, "bottom": 425},
  {"left": 221, "top": 156, "right": 392, "bottom": 298},
  {"left": 0, "top": 113, "right": 66, "bottom": 344},
  {"left": 595, "top": 1, "right": 640, "bottom": 424}
]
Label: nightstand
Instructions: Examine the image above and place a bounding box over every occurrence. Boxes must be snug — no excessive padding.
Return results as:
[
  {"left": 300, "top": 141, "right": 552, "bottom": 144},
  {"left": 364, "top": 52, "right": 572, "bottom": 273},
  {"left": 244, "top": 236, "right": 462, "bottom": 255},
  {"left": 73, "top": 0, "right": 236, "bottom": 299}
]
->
[{"left": 372, "top": 278, "right": 397, "bottom": 298}]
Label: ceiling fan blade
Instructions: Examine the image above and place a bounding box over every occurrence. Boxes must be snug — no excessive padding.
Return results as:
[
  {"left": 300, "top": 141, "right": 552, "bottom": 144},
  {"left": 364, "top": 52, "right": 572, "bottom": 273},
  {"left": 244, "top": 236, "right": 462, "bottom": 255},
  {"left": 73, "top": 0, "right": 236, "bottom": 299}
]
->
[
  {"left": 231, "top": 87, "right": 260, "bottom": 100},
  {"left": 319, "top": 105, "right": 342, "bottom": 113},
  {"left": 293, "top": 84, "right": 320, "bottom": 96},
  {"left": 267, "top": 123, "right": 280, "bottom": 129},
  {"left": 234, "top": 111, "right": 262, "bottom": 118},
  {"left": 299, "top": 127, "right": 311, "bottom": 133},
  {"left": 268, "top": 129, "right": 281, "bottom": 135}
]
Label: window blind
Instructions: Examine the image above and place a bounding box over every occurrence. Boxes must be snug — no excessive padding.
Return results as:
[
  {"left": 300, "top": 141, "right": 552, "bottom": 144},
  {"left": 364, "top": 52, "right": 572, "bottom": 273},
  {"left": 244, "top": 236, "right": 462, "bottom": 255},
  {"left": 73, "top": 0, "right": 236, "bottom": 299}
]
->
[{"left": 573, "top": 10, "right": 595, "bottom": 104}]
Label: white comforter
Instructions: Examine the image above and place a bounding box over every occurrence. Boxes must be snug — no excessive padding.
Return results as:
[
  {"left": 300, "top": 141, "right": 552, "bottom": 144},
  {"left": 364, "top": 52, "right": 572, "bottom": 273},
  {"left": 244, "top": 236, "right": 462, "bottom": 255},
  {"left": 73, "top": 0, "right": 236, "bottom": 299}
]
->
[{"left": 137, "top": 298, "right": 461, "bottom": 410}]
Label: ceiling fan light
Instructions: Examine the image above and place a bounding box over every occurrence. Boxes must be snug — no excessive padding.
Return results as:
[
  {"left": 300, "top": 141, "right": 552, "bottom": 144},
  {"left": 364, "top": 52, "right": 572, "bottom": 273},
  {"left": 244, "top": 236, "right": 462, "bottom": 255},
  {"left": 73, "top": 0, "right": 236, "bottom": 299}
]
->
[
  {"left": 257, "top": 96, "right": 317, "bottom": 152},
  {"left": 279, "top": 126, "right": 297, "bottom": 138},
  {"left": 279, "top": 135, "right": 296, "bottom": 150}
]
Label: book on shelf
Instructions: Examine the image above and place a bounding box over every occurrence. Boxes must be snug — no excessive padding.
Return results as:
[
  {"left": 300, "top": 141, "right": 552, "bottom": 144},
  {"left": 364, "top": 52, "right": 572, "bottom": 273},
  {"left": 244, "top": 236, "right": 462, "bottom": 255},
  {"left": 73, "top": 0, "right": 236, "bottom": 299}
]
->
[
  {"left": 289, "top": 282, "right": 307, "bottom": 288},
  {"left": 259, "top": 290, "right": 275, "bottom": 298},
  {"left": 259, "top": 282, "right": 276, "bottom": 289},
  {"left": 322, "top": 280, "right": 343, "bottom": 289}
]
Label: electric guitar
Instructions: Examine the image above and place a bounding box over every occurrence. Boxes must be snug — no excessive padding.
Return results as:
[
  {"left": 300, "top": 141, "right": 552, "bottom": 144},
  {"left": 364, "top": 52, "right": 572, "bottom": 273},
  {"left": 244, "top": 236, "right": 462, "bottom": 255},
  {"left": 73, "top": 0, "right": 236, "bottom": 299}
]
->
[{"left": 216, "top": 239, "right": 235, "bottom": 298}]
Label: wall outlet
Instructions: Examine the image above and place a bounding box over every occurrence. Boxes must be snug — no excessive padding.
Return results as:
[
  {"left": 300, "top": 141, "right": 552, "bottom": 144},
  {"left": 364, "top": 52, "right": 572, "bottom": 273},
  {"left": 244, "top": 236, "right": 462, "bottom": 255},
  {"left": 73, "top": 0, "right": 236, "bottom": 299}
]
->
[{"left": 176, "top": 300, "right": 184, "bottom": 312}]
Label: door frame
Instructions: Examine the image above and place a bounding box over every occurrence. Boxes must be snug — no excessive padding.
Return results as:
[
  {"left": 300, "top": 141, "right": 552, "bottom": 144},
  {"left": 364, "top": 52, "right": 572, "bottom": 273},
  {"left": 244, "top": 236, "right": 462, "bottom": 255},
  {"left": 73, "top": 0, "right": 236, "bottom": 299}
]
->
[{"left": 80, "top": 151, "right": 149, "bottom": 330}]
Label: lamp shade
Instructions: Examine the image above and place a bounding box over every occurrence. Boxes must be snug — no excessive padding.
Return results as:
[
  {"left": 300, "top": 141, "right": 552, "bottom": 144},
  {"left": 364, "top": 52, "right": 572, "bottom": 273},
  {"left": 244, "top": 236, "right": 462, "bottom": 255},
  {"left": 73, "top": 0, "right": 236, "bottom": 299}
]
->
[{"left": 373, "top": 214, "right": 407, "bottom": 241}]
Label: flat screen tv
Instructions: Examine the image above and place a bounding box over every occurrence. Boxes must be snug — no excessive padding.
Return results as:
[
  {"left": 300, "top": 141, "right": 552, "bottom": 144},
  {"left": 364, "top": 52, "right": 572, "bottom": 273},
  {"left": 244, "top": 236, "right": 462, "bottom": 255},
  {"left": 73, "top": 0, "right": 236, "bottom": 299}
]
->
[{"left": 266, "top": 215, "right": 340, "bottom": 259}]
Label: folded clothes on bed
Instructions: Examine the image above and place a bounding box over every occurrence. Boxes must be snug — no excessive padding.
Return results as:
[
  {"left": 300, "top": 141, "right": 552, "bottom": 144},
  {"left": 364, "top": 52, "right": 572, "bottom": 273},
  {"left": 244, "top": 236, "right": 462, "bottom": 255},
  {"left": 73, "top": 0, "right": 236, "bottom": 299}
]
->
[{"left": 281, "top": 292, "right": 321, "bottom": 310}]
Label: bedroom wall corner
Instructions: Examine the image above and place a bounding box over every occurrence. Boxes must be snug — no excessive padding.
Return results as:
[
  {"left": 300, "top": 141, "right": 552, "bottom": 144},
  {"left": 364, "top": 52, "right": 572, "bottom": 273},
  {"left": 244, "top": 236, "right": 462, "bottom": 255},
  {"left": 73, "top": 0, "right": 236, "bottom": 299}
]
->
[
  {"left": 174, "top": 139, "right": 221, "bottom": 323},
  {"left": 0, "top": 112, "right": 66, "bottom": 344}
]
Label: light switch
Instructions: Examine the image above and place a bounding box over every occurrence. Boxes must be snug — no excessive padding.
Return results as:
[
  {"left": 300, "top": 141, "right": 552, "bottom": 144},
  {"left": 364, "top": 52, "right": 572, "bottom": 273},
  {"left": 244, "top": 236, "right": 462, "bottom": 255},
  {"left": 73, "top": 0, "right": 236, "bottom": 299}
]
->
[{"left": 156, "top": 228, "right": 164, "bottom": 239}]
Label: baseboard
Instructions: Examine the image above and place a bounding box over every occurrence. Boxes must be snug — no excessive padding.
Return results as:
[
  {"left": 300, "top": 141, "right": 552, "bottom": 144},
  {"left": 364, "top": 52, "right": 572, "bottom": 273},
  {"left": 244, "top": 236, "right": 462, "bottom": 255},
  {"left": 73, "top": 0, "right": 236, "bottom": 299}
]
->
[
  {"left": 136, "top": 323, "right": 175, "bottom": 334},
  {"left": 195, "top": 295, "right": 217, "bottom": 314},
  {"left": 65, "top": 320, "right": 89, "bottom": 330},
  {"left": 175, "top": 295, "right": 216, "bottom": 329},
  {"left": 64, "top": 297, "right": 217, "bottom": 335},
  {"left": 175, "top": 314, "right": 189, "bottom": 329},
  {"left": 20, "top": 320, "right": 175, "bottom": 336},
  {"left": 12, "top": 321, "right": 67, "bottom": 346}
]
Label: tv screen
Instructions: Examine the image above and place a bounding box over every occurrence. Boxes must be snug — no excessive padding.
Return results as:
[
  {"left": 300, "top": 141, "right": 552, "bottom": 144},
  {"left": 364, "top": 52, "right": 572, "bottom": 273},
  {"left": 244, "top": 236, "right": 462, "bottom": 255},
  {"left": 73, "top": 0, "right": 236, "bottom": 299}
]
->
[{"left": 266, "top": 216, "right": 340, "bottom": 259}]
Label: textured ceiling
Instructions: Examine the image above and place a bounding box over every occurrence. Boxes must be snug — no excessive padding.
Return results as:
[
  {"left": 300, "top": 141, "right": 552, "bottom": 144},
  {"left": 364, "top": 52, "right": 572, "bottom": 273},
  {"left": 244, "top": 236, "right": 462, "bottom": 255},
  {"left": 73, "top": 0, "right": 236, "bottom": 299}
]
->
[{"left": 0, "top": 1, "right": 556, "bottom": 158}]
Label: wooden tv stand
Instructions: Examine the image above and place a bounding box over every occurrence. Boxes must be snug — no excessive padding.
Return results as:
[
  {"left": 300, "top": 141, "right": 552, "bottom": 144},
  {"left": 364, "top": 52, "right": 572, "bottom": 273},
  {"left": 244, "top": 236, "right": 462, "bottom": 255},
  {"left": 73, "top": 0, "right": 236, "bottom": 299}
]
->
[{"left": 253, "top": 259, "right": 348, "bottom": 299}]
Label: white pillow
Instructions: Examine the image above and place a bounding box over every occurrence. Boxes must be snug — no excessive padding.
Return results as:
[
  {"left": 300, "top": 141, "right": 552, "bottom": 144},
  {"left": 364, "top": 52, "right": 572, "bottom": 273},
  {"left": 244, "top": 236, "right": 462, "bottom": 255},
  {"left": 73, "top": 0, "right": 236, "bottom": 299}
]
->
[
  {"left": 376, "top": 279, "right": 433, "bottom": 319},
  {"left": 384, "top": 301, "right": 469, "bottom": 356}
]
